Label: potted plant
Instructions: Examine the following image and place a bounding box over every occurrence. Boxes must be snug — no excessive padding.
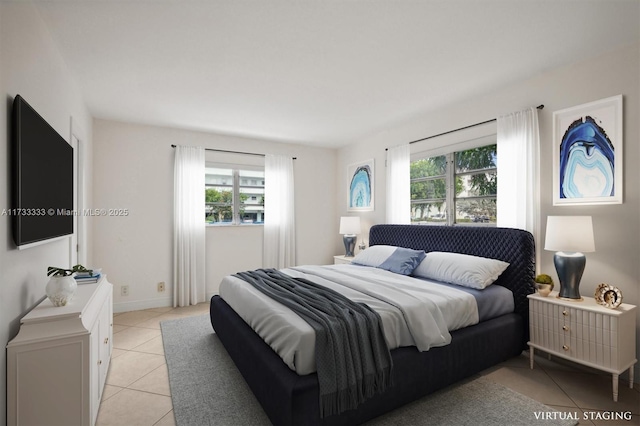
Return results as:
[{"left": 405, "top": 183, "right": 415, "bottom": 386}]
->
[
  {"left": 46, "top": 265, "right": 92, "bottom": 307},
  {"left": 535, "top": 273, "right": 554, "bottom": 297}
]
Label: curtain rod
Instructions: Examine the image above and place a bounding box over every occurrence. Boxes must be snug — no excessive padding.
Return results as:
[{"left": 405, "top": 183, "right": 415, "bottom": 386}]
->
[
  {"left": 171, "top": 144, "right": 296, "bottom": 160},
  {"left": 386, "top": 104, "right": 544, "bottom": 151}
]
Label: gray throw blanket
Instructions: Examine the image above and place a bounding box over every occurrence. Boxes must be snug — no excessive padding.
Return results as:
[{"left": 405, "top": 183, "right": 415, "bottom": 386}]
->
[{"left": 234, "top": 268, "right": 393, "bottom": 418}]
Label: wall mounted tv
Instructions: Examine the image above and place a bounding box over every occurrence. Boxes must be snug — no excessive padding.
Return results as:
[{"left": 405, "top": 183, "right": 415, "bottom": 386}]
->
[{"left": 12, "top": 95, "right": 73, "bottom": 249}]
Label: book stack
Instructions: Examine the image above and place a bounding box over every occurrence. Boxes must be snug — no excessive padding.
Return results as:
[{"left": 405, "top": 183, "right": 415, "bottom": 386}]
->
[{"left": 74, "top": 268, "right": 102, "bottom": 284}]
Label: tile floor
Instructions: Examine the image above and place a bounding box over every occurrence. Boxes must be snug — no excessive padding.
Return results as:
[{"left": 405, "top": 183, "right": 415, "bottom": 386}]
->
[
  {"left": 97, "top": 303, "right": 211, "bottom": 426},
  {"left": 97, "top": 303, "right": 640, "bottom": 425}
]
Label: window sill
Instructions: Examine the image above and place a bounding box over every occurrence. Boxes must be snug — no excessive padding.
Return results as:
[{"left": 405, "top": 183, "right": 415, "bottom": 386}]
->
[{"left": 206, "top": 223, "right": 264, "bottom": 228}]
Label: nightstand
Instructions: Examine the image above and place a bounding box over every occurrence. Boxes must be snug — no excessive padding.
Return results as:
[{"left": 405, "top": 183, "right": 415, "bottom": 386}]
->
[
  {"left": 528, "top": 291, "right": 637, "bottom": 401},
  {"left": 333, "top": 255, "right": 353, "bottom": 265}
]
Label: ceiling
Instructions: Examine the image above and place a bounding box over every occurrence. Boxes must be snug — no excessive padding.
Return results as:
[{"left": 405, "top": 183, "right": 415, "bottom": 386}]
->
[{"left": 34, "top": 1, "right": 639, "bottom": 148}]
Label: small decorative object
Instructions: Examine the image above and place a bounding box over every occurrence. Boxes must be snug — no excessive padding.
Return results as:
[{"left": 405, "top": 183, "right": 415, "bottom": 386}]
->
[
  {"left": 358, "top": 240, "right": 367, "bottom": 251},
  {"left": 74, "top": 268, "right": 103, "bottom": 285},
  {"left": 534, "top": 274, "right": 554, "bottom": 297},
  {"left": 544, "top": 216, "right": 595, "bottom": 301},
  {"left": 339, "top": 216, "right": 361, "bottom": 257},
  {"left": 595, "top": 283, "right": 623, "bottom": 309},
  {"left": 46, "top": 264, "right": 92, "bottom": 307},
  {"left": 553, "top": 95, "right": 623, "bottom": 206}
]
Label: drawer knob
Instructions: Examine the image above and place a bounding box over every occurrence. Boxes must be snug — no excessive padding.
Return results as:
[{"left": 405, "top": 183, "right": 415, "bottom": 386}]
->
[
  {"left": 562, "top": 310, "right": 568, "bottom": 316},
  {"left": 562, "top": 325, "right": 569, "bottom": 331},
  {"left": 562, "top": 345, "right": 569, "bottom": 351},
  {"left": 98, "top": 360, "right": 102, "bottom": 365},
  {"left": 104, "top": 337, "right": 109, "bottom": 345}
]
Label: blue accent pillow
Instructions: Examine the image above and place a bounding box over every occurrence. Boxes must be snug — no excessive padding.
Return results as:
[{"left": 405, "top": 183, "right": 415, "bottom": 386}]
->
[{"left": 352, "top": 245, "right": 426, "bottom": 275}]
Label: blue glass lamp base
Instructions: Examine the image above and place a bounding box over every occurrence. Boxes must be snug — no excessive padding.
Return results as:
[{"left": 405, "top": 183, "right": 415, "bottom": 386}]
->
[
  {"left": 554, "top": 252, "right": 586, "bottom": 301},
  {"left": 343, "top": 234, "right": 357, "bottom": 257}
]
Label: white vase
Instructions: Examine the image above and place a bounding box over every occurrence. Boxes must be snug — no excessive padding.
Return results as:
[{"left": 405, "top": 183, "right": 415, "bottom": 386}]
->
[{"left": 46, "top": 276, "right": 78, "bottom": 307}]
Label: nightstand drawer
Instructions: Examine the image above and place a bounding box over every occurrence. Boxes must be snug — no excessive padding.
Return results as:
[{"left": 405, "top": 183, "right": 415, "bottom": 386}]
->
[{"left": 535, "top": 329, "right": 620, "bottom": 368}]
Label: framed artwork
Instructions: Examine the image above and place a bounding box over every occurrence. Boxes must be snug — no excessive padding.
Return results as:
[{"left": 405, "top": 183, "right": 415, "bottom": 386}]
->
[
  {"left": 347, "top": 159, "right": 374, "bottom": 211},
  {"left": 553, "top": 95, "right": 623, "bottom": 205}
]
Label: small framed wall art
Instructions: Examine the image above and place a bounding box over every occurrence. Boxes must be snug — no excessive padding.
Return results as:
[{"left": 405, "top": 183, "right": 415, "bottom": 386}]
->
[
  {"left": 347, "top": 159, "right": 374, "bottom": 212},
  {"left": 553, "top": 95, "right": 623, "bottom": 205}
]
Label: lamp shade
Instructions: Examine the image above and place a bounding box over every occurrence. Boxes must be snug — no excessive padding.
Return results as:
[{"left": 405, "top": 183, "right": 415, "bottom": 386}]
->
[
  {"left": 339, "top": 216, "right": 361, "bottom": 235},
  {"left": 544, "top": 216, "right": 595, "bottom": 253}
]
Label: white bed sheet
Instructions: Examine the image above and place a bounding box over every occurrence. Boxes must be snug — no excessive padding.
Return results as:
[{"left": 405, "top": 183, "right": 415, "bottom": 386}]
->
[{"left": 219, "top": 264, "right": 479, "bottom": 375}]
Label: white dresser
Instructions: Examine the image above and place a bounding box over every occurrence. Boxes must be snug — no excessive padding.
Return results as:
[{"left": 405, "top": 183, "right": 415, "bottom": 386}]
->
[
  {"left": 7, "top": 277, "right": 113, "bottom": 426},
  {"left": 528, "top": 291, "right": 636, "bottom": 401}
]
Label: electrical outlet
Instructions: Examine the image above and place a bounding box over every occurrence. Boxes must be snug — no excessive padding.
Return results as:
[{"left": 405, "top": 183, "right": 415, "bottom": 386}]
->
[
  {"left": 157, "top": 282, "right": 165, "bottom": 292},
  {"left": 121, "top": 285, "right": 129, "bottom": 296}
]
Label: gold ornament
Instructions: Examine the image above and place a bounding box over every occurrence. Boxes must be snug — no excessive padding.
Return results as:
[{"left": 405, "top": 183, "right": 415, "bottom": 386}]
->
[{"left": 594, "top": 283, "right": 622, "bottom": 309}]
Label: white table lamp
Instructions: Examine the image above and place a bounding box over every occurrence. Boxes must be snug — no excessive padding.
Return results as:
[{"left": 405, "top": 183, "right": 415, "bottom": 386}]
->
[
  {"left": 339, "top": 216, "right": 361, "bottom": 257},
  {"left": 544, "top": 216, "right": 595, "bottom": 301}
]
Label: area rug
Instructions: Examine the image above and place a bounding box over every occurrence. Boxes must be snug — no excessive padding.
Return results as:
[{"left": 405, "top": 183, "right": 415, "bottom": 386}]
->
[{"left": 161, "top": 314, "right": 577, "bottom": 426}]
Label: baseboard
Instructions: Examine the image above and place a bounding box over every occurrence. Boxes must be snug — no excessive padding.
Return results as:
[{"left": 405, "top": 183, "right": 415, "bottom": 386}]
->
[
  {"left": 114, "top": 296, "right": 172, "bottom": 313},
  {"left": 114, "top": 292, "right": 217, "bottom": 313}
]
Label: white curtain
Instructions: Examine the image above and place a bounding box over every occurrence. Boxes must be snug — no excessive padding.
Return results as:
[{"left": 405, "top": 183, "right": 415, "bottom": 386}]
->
[
  {"left": 263, "top": 155, "right": 296, "bottom": 268},
  {"left": 496, "top": 107, "right": 540, "bottom": 237},
  {"left": 386, "top": 144, "right": 411, "bottom": 224},
  {"left": 173, "top": 145, "right": 206, "bottom": 307}
]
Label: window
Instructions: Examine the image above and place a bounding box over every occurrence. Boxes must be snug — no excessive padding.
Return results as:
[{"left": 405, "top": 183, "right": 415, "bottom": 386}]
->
[
  {"left": 205, "top": 166, "right": 265, "bottom": 225},
  {"left": 410, "top": 144, "right": 497, "bottom": 226}
]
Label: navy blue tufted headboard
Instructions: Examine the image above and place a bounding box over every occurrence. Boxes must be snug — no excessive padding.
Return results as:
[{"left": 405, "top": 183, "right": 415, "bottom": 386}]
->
[{"left": 369, "top": 224, "right": 535, "bottom": 343}]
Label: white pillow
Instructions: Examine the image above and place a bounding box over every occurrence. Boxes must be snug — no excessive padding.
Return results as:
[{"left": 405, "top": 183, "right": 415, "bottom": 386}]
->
[
  {"left": 412, "top": 251, "right": 509, "bottom": 289},
  {"left": 351, "top": 245, "right": 426, "bottom": 275}
]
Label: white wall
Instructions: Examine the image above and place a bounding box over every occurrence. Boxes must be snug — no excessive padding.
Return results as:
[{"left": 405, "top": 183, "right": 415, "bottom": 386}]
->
[
  {"left": 92, "top": 120, "right": 337, "bottom": 312},
  {"left": 0, "top": 2, "right": 93, "bottom": 422},
  {"left": 337, "top": 42, "right": 640, "bottom": 382}
]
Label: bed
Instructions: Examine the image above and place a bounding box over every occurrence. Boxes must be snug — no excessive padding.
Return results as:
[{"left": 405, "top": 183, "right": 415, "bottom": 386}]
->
[{"left": 210, "top": 224, "right": 535, "bottom": 425}]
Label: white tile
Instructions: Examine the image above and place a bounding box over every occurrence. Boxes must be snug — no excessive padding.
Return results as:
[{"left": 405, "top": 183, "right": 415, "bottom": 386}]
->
[
  {"left": 105, "top": 351, "right": 166, "bottom": 388},
  {"left": 96, "top": 389, "right": 172, "bottom": 426},
  {"left": 113, "top": 326, "right": 161, "bottom": 350},
  {"left": 113, "top": 310, "right": 163, "bottom": 326},
  {"left": 170, "top": 303, "right": 210, "bottom": 316},
  {"left": 101, "top": 385, "right": 124, "bottom": 402},
  {"left": 132, "top": 335, "right": 165, "bottom": 355},
  {"left": 482, "top": 365, "right": 577, "bottom": 407},
  {"left": 113, "top": 324, "right": 129, "bottom": 334},
  {"left": 546, "top": 369, "right": 640, "bottom": 415},
  {"left": 128, "top": 364, "right": 171, "bottom": 396},
  {"left": 136, "top": 313, "right": 187, "bottom": 330},
  {"left": 145, "top": 306, "right": 175, "bottom": 314},
  {"left": 111, "top": 348, "right": 127, "bottom": 359},
  {"left": 154, "top": 410, "right": 176, "bottom": 426}
]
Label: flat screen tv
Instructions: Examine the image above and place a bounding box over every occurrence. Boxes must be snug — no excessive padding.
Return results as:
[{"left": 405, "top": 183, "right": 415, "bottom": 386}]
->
[{"left": 12, "top": 95, "right": 73, "bottom": 248}]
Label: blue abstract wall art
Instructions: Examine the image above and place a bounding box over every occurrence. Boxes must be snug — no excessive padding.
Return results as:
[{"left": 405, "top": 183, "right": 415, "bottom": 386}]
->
[
  {"left": 347, "top": 159, "right": 374, "bottom": 211},
  {"left": 559, "top": 116, "right": 615, "bottom": 199},
  {"left": 350, "top": 166, "right": 371, "bottom": 207},
  {"left": 553, "top": 95, "right": 622, "bottom": 205}
]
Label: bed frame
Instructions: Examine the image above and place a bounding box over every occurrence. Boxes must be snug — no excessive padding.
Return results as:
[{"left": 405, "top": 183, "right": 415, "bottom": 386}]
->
[{"left": 210, "top": 224, "right": 535, "bottom": 425}]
